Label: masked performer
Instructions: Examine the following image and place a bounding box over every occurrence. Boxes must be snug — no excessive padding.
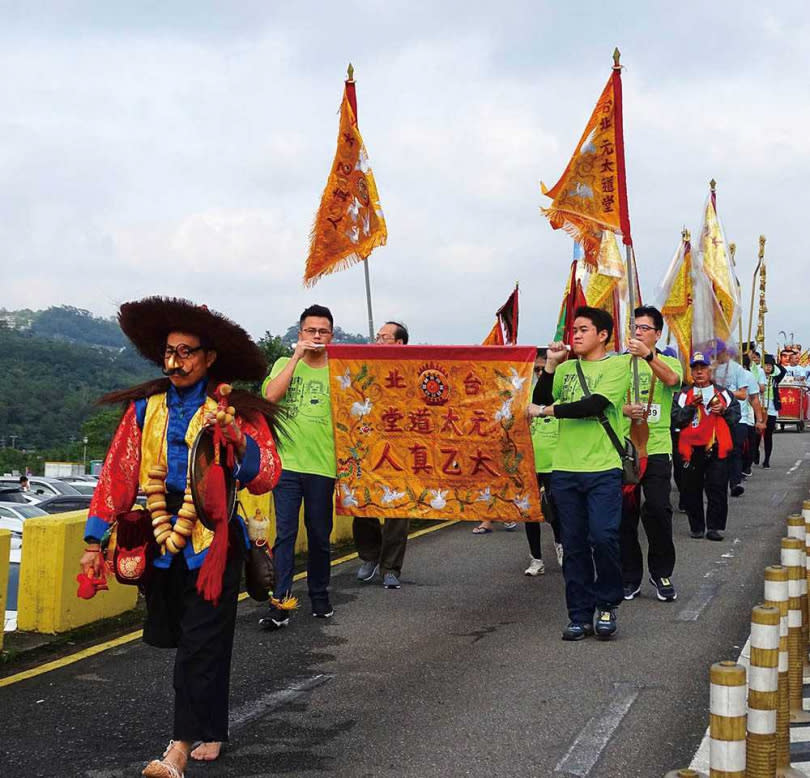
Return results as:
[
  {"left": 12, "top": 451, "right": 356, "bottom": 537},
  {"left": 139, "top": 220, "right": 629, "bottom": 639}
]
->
[{"left": 78, "top": 297, "right": 280, "bottom": 778}]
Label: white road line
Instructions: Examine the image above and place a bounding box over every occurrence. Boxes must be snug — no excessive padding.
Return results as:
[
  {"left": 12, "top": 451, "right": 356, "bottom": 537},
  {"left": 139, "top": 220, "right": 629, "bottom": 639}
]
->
[
  {"left": 788, "top": 459, "right": 803, "bottom": 475},
  {"left": 229, "top": 674, "right": 333, "bottom": 731},
  {"left": 554, "top": 682, "right": 640, "bottom": 776},
  {"left": 676, "top": 582, "right": 720, "bottom": 621}
]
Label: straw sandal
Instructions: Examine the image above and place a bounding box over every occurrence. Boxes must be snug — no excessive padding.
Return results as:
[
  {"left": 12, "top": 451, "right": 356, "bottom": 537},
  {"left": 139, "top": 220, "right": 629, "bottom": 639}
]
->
[{"left": 142, "top": 741, "right": 187, "bottom": 778}]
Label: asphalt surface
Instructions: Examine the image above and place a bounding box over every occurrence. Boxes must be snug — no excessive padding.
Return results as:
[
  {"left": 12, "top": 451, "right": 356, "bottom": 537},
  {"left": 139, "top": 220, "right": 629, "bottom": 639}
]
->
[{"left": 2, "top": 432, "right": 810, "bottom": 778}]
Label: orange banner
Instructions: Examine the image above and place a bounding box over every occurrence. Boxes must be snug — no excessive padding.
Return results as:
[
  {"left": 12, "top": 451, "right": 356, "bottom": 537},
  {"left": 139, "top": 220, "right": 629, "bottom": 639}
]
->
[
  {"left": 327, "top": 345, "right": 542, "bottom": 522},
  {"left": 304, "top": 85, "right": 387, "bottom": 287},
  {"left": 541, "top": 69, "right": 629, "bottom": 267}
]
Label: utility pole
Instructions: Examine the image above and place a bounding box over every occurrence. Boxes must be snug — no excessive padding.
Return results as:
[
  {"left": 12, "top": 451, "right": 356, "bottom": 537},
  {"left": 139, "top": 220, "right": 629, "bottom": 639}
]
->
[{"left": 9, "top": 434, "right": 18, "bottom": 449}]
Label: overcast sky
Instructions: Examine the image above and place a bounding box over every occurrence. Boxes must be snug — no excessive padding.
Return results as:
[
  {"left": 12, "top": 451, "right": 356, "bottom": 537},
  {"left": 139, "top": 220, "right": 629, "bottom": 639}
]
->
[{"left": 1, "top": 1, "right": 807, "bottom": 350}]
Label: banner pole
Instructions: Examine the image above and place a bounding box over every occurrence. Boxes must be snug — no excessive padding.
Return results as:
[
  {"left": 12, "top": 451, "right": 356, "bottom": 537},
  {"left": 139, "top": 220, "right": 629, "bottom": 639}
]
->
[{"left": 363, "top": 257, "right": 375, "bottom": 341}]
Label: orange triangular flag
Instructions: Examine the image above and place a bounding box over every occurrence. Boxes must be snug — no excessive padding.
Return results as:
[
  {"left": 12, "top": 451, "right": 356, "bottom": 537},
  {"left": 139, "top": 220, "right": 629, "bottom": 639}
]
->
[{"left": 304, "top": 85, "right": 387, "bottom": 287}]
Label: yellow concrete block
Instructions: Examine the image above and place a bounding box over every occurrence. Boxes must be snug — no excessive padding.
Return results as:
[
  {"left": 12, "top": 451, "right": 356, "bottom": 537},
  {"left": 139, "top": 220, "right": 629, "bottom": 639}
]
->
[
  {"left": 237, "top": 488, "right": 353, "bottom": 551},
  {"left": 0, "top": 529, "right": 10, "bottom": 650},
  {"left": 17, "top": 510, "right": 137, "bottom": 634}
]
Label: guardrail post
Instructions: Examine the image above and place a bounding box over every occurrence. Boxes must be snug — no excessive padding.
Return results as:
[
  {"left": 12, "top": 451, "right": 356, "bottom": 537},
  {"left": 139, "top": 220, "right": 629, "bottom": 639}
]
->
[
  {"left": 710, "top": 660, "right": 746, "bottom": 777},
  {"left": 779, "top": 538, "right": 810, "bottom": 724},
  {"left": 786, "top": 514, "right": 809, "bottom": 660},
  {"left": 746, "top": 604, "right": 780, "bottom": 776}
]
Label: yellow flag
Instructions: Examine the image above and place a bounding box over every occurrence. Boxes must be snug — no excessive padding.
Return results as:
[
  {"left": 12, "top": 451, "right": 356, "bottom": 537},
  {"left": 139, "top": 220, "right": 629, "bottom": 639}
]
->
[
  {"left": 661, "top": 236, "right": 693, "bottom": 361},
  {"left": 304, "top": 86, "right": 387, "bottom": 287},
  {"left": 698, "top": 189, "right": 738, "bottom": 341},
  {"left": 586, "top": 231, "right": 624, "bottom": 309}
]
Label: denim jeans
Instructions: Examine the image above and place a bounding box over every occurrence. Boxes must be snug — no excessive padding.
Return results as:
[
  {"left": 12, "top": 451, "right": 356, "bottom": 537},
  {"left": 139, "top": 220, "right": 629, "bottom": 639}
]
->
[
  {"left": 551, "top": 469, "right": 623, "bottom": 623},
  {"left": 271, "top": 469, "right": 335, "bottom": 604}
]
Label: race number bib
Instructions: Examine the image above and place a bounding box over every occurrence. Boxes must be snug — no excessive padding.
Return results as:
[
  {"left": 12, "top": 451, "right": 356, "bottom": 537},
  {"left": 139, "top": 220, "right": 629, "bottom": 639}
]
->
[{"left": 647, "top": 403, "right": 662, "bottom": 424}]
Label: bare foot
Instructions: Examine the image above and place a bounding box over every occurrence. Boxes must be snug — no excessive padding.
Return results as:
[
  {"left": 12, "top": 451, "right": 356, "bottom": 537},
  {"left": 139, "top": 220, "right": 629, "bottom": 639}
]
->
[{"left": 190, "top": 742, "right": 222, "bottom": 761}]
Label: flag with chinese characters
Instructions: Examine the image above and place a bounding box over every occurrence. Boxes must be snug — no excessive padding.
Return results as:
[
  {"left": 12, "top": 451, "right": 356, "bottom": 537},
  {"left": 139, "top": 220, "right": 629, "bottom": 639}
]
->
[
  {"left": 541, "top": 60, "right": 632, "bottom": 268},
  {"left": 304, "top": 82, "right": 387, "bottom": 287},
  {"left": 327, "top": 345, "right": 542, "bottom": 522},
  {"left": 696, "top": 187, "right": 739, "bottom": 343}
]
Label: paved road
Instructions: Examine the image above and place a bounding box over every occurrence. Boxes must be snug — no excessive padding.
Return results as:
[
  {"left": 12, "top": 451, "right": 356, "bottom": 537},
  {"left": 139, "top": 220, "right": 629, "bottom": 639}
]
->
[{"left": 2, "top": 432, "right": 810, "bottom": 777}]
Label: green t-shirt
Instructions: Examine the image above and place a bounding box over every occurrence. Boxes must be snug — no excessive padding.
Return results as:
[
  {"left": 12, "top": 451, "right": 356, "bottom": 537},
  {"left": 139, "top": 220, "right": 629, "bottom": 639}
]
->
[
  {"left": 551, "top": 355, "right": 630, "bottom": 473},
  {"left": 531, "top": 415, "right": 559, "bottom": 474},
  {"left": 263, "top": 357, "right": 336, "bottom": 478},
  {"left": 620, "top": 354, "right": 683, "bottom": 456}
]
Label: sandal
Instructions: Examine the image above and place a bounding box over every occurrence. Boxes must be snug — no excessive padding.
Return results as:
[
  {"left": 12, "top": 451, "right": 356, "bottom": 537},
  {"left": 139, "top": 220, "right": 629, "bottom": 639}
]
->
[
  {"left": 142, "top": 741, "right": 187, "bottom": 778},
  {"left": 471, "top": 526, "right": 492, "bottom": 534},
  {"left": 190, "top": 741, "right": 225, "bottom": 761}
]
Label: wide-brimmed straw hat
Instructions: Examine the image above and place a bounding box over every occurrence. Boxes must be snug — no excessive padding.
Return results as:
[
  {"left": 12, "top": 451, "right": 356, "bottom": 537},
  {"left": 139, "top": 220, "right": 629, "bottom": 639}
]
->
[{"left": 118, "top": 296, "right": 266, "bottom": 382}]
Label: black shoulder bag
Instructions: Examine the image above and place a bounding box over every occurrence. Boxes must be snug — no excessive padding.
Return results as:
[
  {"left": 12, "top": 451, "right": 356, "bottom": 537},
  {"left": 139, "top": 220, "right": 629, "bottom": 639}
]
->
[{"left": 575, "top": 360, "right": 640, "bottom": 485}]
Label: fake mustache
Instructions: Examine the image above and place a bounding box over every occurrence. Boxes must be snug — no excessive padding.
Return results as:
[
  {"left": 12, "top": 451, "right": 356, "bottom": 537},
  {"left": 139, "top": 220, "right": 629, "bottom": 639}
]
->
[{"left": 162, "top": 366, "right": 192, "bottom": 377}]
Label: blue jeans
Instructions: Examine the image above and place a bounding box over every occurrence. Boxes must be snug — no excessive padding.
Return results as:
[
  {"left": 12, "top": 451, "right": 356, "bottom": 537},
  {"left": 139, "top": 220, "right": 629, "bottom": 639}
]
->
[
  {"left": 551, "top": 469, "right": 623, "bottom": 623},
  {"left": 272, "top": 469, "right": 335, "bottom": 604}
]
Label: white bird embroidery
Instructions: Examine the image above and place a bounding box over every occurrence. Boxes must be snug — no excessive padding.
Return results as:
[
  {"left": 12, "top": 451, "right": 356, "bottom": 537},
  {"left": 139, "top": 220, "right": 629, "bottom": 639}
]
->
[
  {"left": 495, "top": 398, "right": 514, "bottom": 422},
  {"left": 429, "top": 489, "right": 448, "bottom": 510},
  {"left": 513, "top": 494, "right": 530, "bottom": 512},
  {"left": 381, "top": 485, "right": 406, "bottom": 505},
  {"left": 338, "top": 368, "right": 352, "bottom": 390},
  {"left": 340, "top": 484, "right": 358, "bottom": 508},
  {"left": 476, "top": 487, "right": 492, "bottom": 502},
  {"left": 509, "top": 368, "right": 526, "bottom": 391},
  {"left": 351, "top": 397, "right": 373, "bottom": 417}
]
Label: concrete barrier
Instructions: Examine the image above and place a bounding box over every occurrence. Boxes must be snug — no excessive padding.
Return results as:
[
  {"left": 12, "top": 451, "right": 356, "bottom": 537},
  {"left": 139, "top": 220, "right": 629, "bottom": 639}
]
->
[
  {"left": 0, "top": 529, "right": 10, "bottom": 650},
  {"left": 17, "top": 511, "right": 138, "bottom": 634},
  {"left": 16, "top": 492, "right": 357, "bottom": 635}
]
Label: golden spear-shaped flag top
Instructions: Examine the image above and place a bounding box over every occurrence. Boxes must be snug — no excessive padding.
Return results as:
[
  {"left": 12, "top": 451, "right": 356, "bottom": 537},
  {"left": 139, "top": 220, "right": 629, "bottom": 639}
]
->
[
  {"left": 304, "top": 65, "right": 388, "bottom": 288},
  {"left": 541, "top": 48, "right": 633, "bottom": 269}
]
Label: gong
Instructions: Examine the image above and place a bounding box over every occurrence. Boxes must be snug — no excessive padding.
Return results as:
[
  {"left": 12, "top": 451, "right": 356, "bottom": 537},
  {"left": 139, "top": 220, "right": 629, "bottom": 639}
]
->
[{"left": 190, "top": 426, "right": 238, "bottom": 531}]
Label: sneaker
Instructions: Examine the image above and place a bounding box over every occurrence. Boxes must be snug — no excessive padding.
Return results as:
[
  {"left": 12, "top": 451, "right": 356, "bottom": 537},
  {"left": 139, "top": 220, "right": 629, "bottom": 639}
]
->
[
  {"left": 706, "top": 530, "right": 724, "bottom": 541},
  {"left": 730, "top": 484, "right": 745, "bottom": 497},
  {"left": 382, "top": 572, "right": 401, "bottom": 589},
  {"left": 503, "top": 521, "right": 518, "bottom": 531},
  {"left": 690, "top": 530, "right": 705, "bottom": 539},
  {"left": 762, "top": 461, "right": 770, "bottom": 468},
  {"left": 595, "top": 609, "right": 617, "bottom": 640},
  {"left": 524, "top": 558, "right": 545, "bottom": 576},
  {"left": 649, "top": 575, "right": 677, "bottom": 602},
  {"left": 259, "top": 606, "right": 290, "bottom": 630},
  {"left": 742, "top": 469, "right": 752, "bottom": 478},
  {"left": 554, "top": 542, "right": 564, "bottom": 568},
  {"left": 562, "top": 621, "right": 594, "bottom": 641},
  {"left": 623, "top": 582, "right": 641, "bottom": 600},
  {"left": 357, "top": 560, "right": 379, "bottom": 582},
  {"left": 312, "top": 600, "right": 334, "bottom": 618}
]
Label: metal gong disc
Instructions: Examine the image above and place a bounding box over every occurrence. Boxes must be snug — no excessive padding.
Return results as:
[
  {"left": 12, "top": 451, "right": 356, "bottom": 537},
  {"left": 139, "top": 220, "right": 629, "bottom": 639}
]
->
[{"left": 190, "top": 426, "right": 237, "bottom": 531}]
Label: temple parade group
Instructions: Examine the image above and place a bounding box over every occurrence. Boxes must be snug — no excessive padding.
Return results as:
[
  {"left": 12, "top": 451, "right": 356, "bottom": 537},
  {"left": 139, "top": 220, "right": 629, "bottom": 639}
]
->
[{"left": 74, "top": 53, "right": 805, "bottom": 778}]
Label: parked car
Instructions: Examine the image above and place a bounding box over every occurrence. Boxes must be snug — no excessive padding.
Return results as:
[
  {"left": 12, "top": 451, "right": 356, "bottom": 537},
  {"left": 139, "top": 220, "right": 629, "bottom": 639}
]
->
[
  {"left": 0, "top": 477, "right": 82, "bottom": 498},
  {"left": 61, "top": 482, "right": 96, "bottom": 495},
  {"left": 0, "top": 502, "right": 49, "bottom": 633},
  {"left": 34, "top": 495, "right": 93, "bottom": 514},
  {"left": 0, "top": 488, "right": 40, "bottom": 505}
]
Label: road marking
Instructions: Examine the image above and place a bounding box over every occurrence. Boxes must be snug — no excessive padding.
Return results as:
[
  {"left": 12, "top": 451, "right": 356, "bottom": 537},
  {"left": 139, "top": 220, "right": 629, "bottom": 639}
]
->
[
  {"left": 770, "top": 490, "right": 788, "bottom": 506},
  {"left": 229, "top": 674, "right": 332, "bottom": 731},
  {"left": 554, "top": 682, "right": 640, "bottom": 776},
  {"left": 788, "top": 459, "right": 803, "bottom": 475},
  {"left": 0, "top": 520, "right": 459, "bottom": 687},
  {"left": 676, "top": 581, "right": 720, "bottom": 621}
]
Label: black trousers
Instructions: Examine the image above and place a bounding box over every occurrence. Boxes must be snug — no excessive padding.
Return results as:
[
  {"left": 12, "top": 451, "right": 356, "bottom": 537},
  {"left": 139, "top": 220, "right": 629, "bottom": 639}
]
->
[
  {"left": 763, "top": 415, "right": 777, "bottom": 464},
  {"left": 143, "top": 543, "right": 243, "bottom": 743},
  {"left": 525, "top": 472, "right": 561, "bottom": 558},
  {"left": 727, "top": 422, "right": 747, "bottom": 488},
  {"left": 742, "top": 423, "right": 757, "bottom": 473},
  {"left": 682, "top": 448, "right": 729, "bottom": 533},
  {"left": 353, "top": 517, "right": 409, "bottom": 575},
  {"left": 620, "top": 454, "right": 675, "bottom": 585}
]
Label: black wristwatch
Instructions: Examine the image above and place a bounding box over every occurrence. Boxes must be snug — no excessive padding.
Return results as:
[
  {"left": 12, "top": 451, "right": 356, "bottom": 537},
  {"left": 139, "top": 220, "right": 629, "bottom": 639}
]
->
[{"left": 643, "top": 350, "right": 655, "bottom": 363}]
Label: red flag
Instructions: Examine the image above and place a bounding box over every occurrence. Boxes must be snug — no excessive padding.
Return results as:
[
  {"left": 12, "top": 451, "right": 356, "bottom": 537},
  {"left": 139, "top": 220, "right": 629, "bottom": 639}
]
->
[{"left": 482, "top": 284, "right": 519, "bottom": 345}]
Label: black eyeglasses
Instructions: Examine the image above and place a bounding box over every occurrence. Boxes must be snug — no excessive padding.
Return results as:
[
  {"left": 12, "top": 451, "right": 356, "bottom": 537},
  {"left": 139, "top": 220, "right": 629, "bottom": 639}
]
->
[
  {"left": 634, "top": 324, "right": 657, "bottom": 333},
  {"left": 164, "top": 344, "right": 203, "bottom": 360}
]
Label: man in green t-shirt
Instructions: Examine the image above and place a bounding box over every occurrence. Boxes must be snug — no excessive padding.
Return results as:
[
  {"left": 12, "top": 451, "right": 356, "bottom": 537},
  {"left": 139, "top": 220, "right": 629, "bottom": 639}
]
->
[
  {"left": 529, "top": 306, "right": 630, "bottom": 641},
  {"left": 620, "top": 305, "right": 683, "bottom": 604},
  {"left": 259, "top": 304, "right": 337, "bottom": 629}
]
